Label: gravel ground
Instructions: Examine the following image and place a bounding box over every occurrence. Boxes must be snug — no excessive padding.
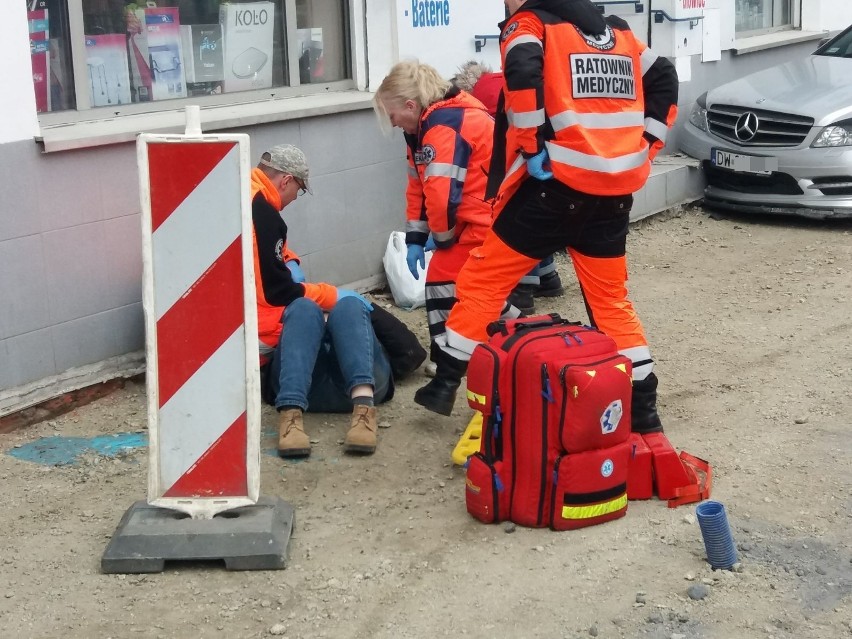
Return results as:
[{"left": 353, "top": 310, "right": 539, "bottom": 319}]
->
[{"left": 0, "top": 204, "right": 850, "bottom": 639}]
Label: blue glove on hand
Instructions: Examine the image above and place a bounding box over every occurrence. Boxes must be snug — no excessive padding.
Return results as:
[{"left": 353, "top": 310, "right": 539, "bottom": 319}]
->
[
  {"left": 526, "top": 149, "right": 554, "bottom": 181},
  {"left": 285, "top": 259, "right": 305, "bottom": 283},
  {"left": 337, "top": 288, "right": 373, "bottom": 311},
  {"left": 424, "top": 234, "right": 437, "bottom": 252},
  {"left": 406, "top": 244, "right": 426, "bottom": 280}
]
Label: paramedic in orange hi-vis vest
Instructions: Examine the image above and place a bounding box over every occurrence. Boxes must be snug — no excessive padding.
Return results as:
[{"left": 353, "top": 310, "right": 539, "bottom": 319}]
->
[
  {"left": 414, "top": 0, "right": 679, "bottom": 433},
  {"left": 373, "top": 61, "right": 522, "bottom": 380}
]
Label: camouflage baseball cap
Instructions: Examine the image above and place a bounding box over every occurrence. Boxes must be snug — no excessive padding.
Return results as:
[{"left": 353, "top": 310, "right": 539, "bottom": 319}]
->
[{"left": 260, "top": 144, "right": 312, "bottom": 194}]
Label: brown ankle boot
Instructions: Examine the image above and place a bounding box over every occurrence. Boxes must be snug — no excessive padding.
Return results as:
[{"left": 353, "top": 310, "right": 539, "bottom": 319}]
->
[
  {"left": 278, "top": 408, "right": 311, "bottom": 458},
  {"left": 344, "top": 405, "right": 377, "bottom": 454}
]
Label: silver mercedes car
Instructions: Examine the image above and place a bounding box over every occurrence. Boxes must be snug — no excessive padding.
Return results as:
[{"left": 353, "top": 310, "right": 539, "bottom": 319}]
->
[{"left": 678, "top": 25, "right": 852, "bottom": 219}]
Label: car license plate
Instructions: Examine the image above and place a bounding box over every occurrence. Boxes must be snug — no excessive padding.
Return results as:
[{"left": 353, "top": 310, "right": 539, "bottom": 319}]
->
[{"left": 711, "top": 149, "right": 778, "bottom": 174}]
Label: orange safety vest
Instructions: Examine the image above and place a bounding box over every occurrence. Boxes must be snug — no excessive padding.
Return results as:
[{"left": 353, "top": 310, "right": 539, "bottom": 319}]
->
[
  {"left": 541, "top": 22, "right": 649, "bottom": 196},
  {"left": 499, "top": 13, "right": 661, "bottom": 199}
]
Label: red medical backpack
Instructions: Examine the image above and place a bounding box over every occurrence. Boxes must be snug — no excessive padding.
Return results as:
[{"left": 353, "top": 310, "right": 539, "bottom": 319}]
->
[{"left": 464, "top": 314, "right": 634, "bottom": 530}]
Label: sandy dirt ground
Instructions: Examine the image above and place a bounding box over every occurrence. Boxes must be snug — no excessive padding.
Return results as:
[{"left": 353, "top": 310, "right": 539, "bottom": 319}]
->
[{"left": 1, "top": 205, "right": 850, "bottom": 639}]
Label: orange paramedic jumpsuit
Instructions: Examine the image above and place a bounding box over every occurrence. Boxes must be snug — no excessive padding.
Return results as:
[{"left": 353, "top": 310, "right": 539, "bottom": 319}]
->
[
  {"left": 437, "top": 0, "right": 678, "bottom": 431},
  {"left": 404, "top": 86, "right": 519, "bottom": 342}
]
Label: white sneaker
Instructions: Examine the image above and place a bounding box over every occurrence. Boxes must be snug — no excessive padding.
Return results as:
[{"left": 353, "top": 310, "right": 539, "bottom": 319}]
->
[{"left": 425, "top": 362, "right": 437, "bottom": 378}]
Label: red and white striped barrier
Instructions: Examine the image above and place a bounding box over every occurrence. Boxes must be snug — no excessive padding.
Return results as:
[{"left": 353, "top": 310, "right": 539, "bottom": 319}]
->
[{"left": 139, "top": 129, "right": 259, "bottom": 519}]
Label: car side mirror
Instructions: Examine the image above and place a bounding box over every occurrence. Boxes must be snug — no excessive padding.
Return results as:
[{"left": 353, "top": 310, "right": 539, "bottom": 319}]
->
[{"left": 816, "top": 37, "right": 831, "bottom": 51}]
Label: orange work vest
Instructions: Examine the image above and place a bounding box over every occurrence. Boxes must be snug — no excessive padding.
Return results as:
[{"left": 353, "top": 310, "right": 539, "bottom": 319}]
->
[{"left": 540, "top": 22, "right": 649, "bottom": 196}]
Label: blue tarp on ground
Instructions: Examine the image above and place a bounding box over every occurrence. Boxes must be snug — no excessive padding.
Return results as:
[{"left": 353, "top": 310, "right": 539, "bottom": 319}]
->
[
  {"left": 6, "top": 429, "right": 326, "bottom": 466},
  {"left": 7, "top": 433, "right": 148, "bottom": 466}
]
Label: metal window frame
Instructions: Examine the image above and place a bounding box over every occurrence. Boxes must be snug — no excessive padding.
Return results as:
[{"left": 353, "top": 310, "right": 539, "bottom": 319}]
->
[
  {"left": 734, "top": 0, "right": 801, "bottom": 36},
  {"left": 40, "top": 0, "right": 363, "bottom": 128}
]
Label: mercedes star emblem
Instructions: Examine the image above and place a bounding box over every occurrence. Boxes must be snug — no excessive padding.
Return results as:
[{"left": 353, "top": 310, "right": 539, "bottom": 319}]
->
[{"left": 735, "top": 112, "right": 759, "bottom": 142}]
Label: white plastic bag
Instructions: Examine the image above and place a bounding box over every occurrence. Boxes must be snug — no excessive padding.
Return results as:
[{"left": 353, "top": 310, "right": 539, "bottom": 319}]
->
[{"left": 383, "top": 231, "right": 432, "bottom": 310}]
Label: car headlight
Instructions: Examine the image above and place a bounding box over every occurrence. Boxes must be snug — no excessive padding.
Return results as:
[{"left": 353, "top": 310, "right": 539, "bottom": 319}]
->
[
  {"left": 812, "top": 119, "right": 852, "bottom": 147},
  {"left": 688, "top": 92, "right": 708, "bottom": 132}
]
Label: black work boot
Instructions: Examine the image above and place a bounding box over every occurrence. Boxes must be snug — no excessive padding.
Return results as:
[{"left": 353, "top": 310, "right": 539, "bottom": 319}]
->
[
  {"left": 414, "top": 345, "right": 468, "bottom": 416},
  {"left": 534, "top": 270, "right": 564, "bottom": 298},
  {"left": 508, "top": 283, "right": 536, "bottom": 316},
  {"left": 631, "top": 372, "right": 664, "bottom": 433}
]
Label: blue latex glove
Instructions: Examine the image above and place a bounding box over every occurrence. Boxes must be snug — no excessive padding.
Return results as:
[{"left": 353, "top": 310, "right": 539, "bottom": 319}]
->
[
  {"left": 285, "top": 259, "right": 305, "bottom": 283},
  {"left": 526, "top": 149, "right": 554, "bottom": 181},
  {"left": 424, "top": 234, "right": 437, "bottom": 252},
  {"left": 406, "top": 244, "right": 426, "bottom": 280},
  {"left": 337, "top": 288, "right": 373, "bottom": 311}
]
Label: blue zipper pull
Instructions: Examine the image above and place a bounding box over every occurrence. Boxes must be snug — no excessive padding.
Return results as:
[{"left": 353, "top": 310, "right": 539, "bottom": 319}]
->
[
  {"left": 495, "top": 474, "right": 504, "bottom": 492},
  {"left": 494, "top": 405, "right": 502, "bottom": 438},
  {"left": 542, "top": 377, "right": 555, "bottom": 403}
]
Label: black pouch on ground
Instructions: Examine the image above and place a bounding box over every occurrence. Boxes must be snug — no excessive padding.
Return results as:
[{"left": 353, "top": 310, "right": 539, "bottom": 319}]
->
[{"left": 370, "top": 304, "right": 427, "bottom": 379}]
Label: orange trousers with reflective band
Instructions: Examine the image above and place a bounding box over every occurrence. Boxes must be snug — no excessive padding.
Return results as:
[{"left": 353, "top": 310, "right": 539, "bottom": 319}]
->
[
  {"left": 444, "top": 178, "right": 649, "bottom": 358},
  {"left": 425, "top": 241, "right": 478, "bottom": 340}
]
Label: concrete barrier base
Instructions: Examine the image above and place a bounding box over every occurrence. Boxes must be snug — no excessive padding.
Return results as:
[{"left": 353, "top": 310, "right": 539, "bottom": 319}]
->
[{"left": 101, "top": 496, "right": 294, "bottom": 573}]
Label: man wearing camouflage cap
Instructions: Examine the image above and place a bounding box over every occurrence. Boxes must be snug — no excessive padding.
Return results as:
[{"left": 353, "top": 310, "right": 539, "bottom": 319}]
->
[{"left": 250, "top": 144, "right": 391, "bottom": 457}]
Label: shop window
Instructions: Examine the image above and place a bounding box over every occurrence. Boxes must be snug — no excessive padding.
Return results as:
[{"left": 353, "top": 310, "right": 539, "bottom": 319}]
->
[
  {"left": 29, "top": 0, "right": 76, "bottom": 112},
  {"left": 30, "top": 0, "right": 352, "bottom": 114},
  {"left": 296, "top": 0, "right": 348, "bottom": 85},
  {"left": 735, "top": 0, "right": 792, "bottom": 34}
]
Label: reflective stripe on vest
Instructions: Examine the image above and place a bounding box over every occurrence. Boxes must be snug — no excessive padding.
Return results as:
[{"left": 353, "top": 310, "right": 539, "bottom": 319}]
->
[
  {"left": 640, "top": 48, "right": 658, "bottom": 75},
  {"left": 424, "top": 162, "right": 468, "bottom": 182},
  {"left": 406, "top": 219, "right": 429, "bottom": 234},
  {"left": 644, "top": 116, "right": 669, "bottom": 143},
  {"left": 504, "top": 153, "right": 526, "bottom": 185},
  {"left": 504, "top": 33, "right": 542, "bottom": 56},
  {"left": 508, "top": 108, "right": 547, "bottom": 129},
  {"left": 550, "top": 110, "right": 644, "bottom": 133},
  {"left": 545, "top": 140, "right": 649, "bottom": 174},
  {"left": 432, "top": 228, "right": 455, "bottom": 243}
]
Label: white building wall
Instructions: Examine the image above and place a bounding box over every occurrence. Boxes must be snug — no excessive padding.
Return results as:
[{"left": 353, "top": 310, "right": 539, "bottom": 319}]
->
[
  {"left": 802, "top": 0, "right": 852, "bottom": 31},
  {"left": 1, "top": 1, "right": 39, "bottom": 143},
  {"left": 365, "top": 0, "right": 398, "bottom": 89},
  {"left": 394, "top": 0, "right": 504, "bottom": 79}
]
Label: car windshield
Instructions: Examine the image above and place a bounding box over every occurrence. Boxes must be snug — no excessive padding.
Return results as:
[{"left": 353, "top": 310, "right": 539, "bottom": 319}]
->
[{"left": 815, "top": 27, "right": 852, "bottom": 57}]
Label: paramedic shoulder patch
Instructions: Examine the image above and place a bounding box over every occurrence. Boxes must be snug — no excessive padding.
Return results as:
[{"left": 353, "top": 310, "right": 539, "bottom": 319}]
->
[
  {"left": 570, "top": 54, "right": 636, "bottom": 100},
  {"left": 501, "top": 21, "right": 518, "bottom": 41},
  {"left": 414, "top": 144, "right": 436, "bottom": 165}
]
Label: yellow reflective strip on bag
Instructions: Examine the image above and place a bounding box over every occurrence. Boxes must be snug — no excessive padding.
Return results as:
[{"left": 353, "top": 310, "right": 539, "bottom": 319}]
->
[
  {"left": 561, "top": 493, "right": 627, "bottom": 520},
  {"left": 466, "top": 390, "right": 486, "bottom": 404}
]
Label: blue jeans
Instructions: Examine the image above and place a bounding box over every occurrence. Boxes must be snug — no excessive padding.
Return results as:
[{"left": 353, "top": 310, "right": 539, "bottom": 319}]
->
[{"left": 270, "top": 297, "right": 392, "bottom": 413}]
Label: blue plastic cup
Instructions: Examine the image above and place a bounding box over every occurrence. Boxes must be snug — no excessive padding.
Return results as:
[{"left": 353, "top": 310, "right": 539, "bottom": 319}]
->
[{"left": 695, "top": 500, "right": 738, "bottom": 570}]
